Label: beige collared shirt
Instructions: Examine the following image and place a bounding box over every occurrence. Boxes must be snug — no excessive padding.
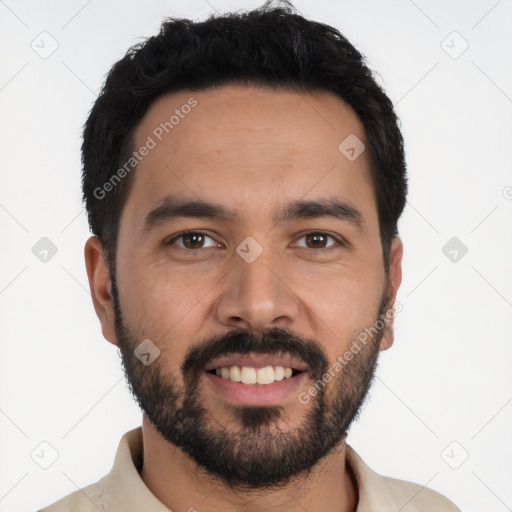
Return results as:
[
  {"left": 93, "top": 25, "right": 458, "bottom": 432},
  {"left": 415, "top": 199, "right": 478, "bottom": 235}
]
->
[{"left": 39, "top": 427, "right": 460, "bottom": 512}]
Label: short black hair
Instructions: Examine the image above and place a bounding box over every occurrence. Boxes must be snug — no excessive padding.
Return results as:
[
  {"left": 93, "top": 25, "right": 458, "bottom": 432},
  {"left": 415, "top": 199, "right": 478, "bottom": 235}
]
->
[{"left": 82, "top": 0, "right": 407, "bottom": 273}]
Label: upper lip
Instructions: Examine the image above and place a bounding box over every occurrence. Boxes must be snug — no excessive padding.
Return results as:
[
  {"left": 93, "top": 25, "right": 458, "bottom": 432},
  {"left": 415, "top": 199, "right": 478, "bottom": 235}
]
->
[{"left": 204, "top": 353, "right": 309, "bottom": 372}]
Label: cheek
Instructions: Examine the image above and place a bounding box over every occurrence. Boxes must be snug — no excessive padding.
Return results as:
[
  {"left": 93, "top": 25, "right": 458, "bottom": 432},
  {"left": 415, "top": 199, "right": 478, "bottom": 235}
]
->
[
  {"left": 117, "top": 264, "right": 211, "bottom": 361},
  {"left": 288, "top": 226, "right": 383, "bottom": 318},
  {"left": 122, "top": 257, "right": 204, "bottom": 315},
  {"left": 291, "top": 264, "right": 384, "bottom": 353}
]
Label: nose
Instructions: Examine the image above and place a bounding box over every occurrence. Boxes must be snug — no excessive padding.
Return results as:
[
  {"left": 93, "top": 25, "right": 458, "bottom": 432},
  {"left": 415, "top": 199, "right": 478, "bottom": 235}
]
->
[{"left": 214, "top": 251, "right": 300, "bottom": 332}]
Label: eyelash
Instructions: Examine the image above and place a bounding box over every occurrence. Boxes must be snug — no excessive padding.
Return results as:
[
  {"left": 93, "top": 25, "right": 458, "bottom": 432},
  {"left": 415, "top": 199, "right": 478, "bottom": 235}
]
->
[{"left": 166, "top": 230, "right": 345, "bottom": 252}]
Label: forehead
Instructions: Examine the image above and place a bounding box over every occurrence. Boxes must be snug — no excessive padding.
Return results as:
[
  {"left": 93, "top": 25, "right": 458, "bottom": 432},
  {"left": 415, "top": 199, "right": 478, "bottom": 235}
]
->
[{"left": 123, "top": 85, "right": 375, "bottom": 228}]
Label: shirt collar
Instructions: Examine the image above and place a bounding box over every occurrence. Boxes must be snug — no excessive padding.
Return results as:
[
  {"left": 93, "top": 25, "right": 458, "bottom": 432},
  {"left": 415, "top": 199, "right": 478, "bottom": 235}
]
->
[
  {"left": 100, "top": 427, "right": 171, "bottom": 511},
  {"left": 100, "top": 427, "right": 430, "bottom": 512}
]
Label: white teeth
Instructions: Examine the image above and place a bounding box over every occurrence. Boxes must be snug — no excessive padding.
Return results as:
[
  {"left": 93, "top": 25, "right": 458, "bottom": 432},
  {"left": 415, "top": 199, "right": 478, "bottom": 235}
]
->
[
  {"left": 273, "top": 366, "right": 285, "bottom": 381},
  {"left": 229, "top": 365, "right": 241, "bottom": 382},
  {"left": 241, "top": 366, "right": 257, "bottom": 384},
  {"left": 256, "top": 366, "right": 275, "bottom": 385},
  {"left": 213, "top": 365, "right": 297, "bottom": 384}
]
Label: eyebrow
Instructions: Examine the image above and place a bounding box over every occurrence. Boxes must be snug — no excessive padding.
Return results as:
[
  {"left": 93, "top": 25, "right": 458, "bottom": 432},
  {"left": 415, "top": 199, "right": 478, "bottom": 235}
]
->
[{"left": 142, "top": 195, "right": 366, "bottom": 232}]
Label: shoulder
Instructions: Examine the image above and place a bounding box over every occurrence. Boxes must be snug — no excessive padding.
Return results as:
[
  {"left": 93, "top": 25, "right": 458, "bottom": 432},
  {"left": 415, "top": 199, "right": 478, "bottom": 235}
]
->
[
  {"left": 377, "top": 474, "right": 461, "bottom": 511},
  {"left": 346, "top": 445, "right": 461, "bottom": 512},
  {"left": 37, "top": 481, "right": 106, "bottom": 512}
]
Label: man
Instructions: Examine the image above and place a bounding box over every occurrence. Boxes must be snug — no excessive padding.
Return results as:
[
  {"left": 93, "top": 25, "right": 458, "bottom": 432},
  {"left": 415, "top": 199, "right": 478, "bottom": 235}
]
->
[{"left": 41, "top": 1, "right": 460, "bottom": 510}]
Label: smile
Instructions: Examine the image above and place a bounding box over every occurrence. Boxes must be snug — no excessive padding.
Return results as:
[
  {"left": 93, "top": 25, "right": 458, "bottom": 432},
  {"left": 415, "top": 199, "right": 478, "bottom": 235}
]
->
[
  {"left": 203, "top": 353, "right": 309, "bottom": 405},
  {"left": 208, "top": 365, "right": 302, "bottom": 385}
]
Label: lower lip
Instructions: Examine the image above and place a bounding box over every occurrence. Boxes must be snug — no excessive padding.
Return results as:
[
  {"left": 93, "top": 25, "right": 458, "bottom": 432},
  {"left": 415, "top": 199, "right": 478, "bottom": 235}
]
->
[{"left": 204, "top": 371, "right": 308, "bottom": 406}]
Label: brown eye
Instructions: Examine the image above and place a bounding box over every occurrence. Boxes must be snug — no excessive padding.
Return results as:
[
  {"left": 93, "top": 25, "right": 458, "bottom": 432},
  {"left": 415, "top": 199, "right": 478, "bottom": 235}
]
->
[
  {"left": 182, "top": 232, "right": 205, "bottom": 249},
  {"left": 305, "top": 233, "right": 329, "bottom": 248},
  {"left": 295, "top": 232, "right": 338, "bottom": 250},
  {"left": 168, "top": 231, "right": 218, "bottom": 250}
]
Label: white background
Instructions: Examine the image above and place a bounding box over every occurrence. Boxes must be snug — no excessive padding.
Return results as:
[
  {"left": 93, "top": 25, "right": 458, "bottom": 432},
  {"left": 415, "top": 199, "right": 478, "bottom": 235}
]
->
[{"left": 1, "top": 1, "right": 511, "bottom": 511}]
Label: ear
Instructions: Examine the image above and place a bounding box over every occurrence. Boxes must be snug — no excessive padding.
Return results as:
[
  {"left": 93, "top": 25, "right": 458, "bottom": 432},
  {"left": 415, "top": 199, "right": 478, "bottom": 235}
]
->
[
  {"left": 379, "top": 236, "right": 403, "bottom": 351},
  {"left": 84, "top": 236, "right": 118, "bottom": 346}
]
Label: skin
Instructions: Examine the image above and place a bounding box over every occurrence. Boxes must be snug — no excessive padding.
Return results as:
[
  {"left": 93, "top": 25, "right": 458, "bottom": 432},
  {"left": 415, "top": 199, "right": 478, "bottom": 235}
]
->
[{"left": 85, "top": 85, "right": 403, "bottom": 512}]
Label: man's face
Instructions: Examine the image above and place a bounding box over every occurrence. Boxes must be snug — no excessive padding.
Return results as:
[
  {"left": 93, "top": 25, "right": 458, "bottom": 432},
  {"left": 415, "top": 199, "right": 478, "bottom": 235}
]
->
[{"left": 90, "top": 85, "right": 402, "bottom": 488}]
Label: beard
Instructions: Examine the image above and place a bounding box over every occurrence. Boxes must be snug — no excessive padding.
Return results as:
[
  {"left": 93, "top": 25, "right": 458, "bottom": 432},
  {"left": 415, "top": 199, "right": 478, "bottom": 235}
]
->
[{"left": 112, "top": 276, "right": 388, "bottom": 489}]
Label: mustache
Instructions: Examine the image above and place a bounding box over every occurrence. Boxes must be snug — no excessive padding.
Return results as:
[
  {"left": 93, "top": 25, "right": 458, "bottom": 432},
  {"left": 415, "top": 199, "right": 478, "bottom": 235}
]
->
[{"left": 181, "top": 327, "right": 329, "bottom": 382}]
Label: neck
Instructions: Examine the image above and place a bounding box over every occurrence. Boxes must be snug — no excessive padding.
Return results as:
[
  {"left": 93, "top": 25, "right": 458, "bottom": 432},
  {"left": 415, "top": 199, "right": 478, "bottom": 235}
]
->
[{"left": 139, "top": 417, "right": 358, "bottom": 512}]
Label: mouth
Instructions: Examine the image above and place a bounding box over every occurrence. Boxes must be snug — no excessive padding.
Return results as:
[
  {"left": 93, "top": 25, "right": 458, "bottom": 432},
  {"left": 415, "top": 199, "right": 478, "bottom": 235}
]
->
[
  {"left": 203, "top": 353, "right": 308, "bottom": 405},
  {"left": 206, "top": 365, "right": 303, "bottom": 384}
]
